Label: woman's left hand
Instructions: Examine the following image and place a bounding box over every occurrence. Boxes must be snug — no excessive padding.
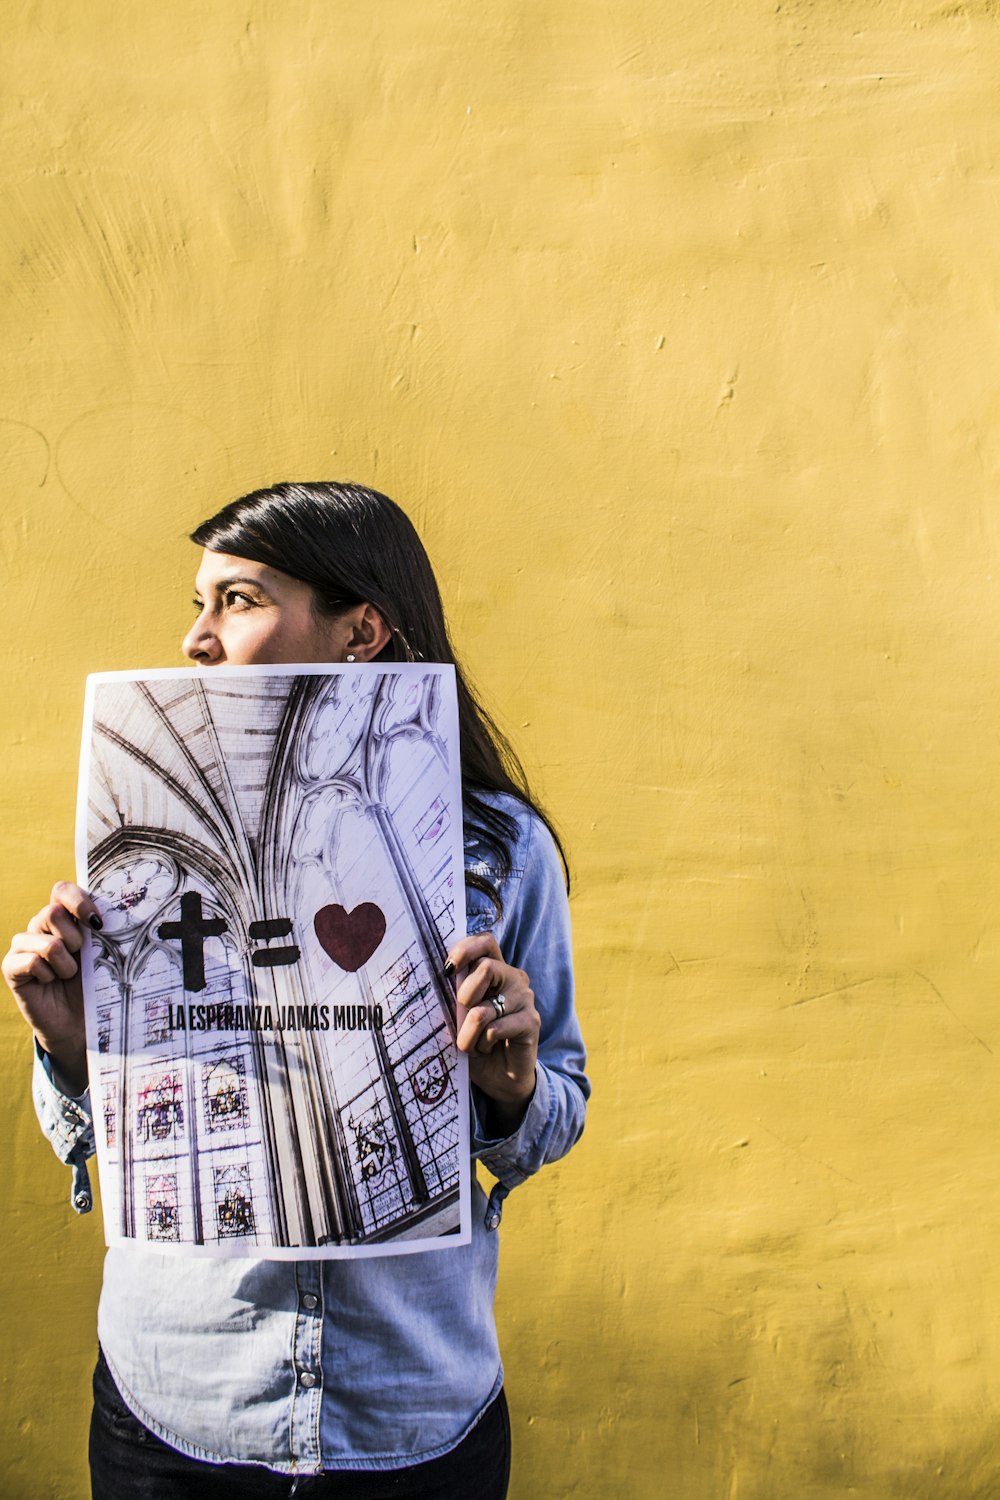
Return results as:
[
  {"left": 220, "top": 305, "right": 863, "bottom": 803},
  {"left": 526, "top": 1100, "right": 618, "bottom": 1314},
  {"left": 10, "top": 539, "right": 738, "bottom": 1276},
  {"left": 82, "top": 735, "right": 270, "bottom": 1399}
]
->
[{"left": 447, "top": 932, "right": 539, "bottom": 1134}]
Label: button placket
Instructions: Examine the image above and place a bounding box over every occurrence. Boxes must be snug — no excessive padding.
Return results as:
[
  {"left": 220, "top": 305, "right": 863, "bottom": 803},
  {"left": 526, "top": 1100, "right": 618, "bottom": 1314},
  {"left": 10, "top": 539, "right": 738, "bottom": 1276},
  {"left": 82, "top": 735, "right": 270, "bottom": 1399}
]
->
[{"left": 289, "top": 1263, "right": 323, "bottom": 1467}]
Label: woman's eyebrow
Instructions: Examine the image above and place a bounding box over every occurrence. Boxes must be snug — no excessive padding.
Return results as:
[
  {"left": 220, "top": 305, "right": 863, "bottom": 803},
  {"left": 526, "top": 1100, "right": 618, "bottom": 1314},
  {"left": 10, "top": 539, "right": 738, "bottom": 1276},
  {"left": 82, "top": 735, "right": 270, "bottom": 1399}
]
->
[{"left": 205, "top": 575, "right": 272, "bottom": 595}]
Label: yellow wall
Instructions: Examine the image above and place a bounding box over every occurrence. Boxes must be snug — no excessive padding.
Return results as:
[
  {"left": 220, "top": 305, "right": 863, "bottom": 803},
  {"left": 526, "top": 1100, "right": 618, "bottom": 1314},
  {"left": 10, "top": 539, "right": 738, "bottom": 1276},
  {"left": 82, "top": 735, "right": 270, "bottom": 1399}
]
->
[{"left": 3, "top": 2, "right": 1000, "bottom": 1494}]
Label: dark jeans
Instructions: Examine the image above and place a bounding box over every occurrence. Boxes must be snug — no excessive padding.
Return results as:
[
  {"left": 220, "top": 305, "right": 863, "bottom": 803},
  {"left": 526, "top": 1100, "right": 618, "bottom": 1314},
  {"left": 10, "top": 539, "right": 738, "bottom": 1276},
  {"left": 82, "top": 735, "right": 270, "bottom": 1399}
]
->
[{"left": 90, "top": 1349, "right": 511, "bottom": 1500}]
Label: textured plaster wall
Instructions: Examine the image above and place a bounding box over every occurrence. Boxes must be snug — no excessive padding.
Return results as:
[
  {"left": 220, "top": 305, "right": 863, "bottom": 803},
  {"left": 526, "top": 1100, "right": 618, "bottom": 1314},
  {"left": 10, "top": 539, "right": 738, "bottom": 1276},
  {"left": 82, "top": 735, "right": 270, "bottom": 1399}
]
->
[{"left": 3, "top": 2, "right": 1000, "bottom": 1496}]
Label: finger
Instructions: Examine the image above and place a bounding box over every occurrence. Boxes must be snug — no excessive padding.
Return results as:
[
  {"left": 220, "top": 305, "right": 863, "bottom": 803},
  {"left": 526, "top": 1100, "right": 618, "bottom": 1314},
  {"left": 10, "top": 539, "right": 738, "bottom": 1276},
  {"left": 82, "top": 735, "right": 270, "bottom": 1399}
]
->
[
  {"left": 456, "top": 998, "right": 492, "bottom": 1053},
  {"left": 6, "top": 932, "right": 79, "bottom": 984},
  {"left": 50, "top": 881, "right": 103, "bottom": 930},
  {"left": 454, "top": 957, "right": 507, "bottom": 1014},
  {"left": 444, "top": 931, "right": 502, "bottom": 976},
  {"left": 2, "top": 946, "right": 60, "bottom": 991},
  {"left": 478, "top": 991, "right": 541, "bottom": 1053},
  {"left": 457, "top": 987, "right": 533, "bottom": 1054},
  {"left": 478, "top": 1010, "right": 540, "bottom": 1051},
  {"left": 474, "top": 1022, "right": 521, "bottom": 1057},
  {"left": 27, "top": 902, "right": 87, "bottom": 953},
  {"left": 458, "top": 978, "right": 512, "bottom": 1050}
]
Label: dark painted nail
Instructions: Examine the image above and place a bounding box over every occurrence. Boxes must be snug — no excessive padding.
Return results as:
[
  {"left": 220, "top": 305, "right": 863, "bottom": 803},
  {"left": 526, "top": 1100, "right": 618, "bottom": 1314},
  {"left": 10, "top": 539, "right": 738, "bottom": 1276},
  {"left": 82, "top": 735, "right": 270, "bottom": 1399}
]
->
[
  {"left": 443, "top": 960, "right": 455, "bottom": 979},
  {"left": 89, "top": 913, "right": 104, "bottom": 931}
]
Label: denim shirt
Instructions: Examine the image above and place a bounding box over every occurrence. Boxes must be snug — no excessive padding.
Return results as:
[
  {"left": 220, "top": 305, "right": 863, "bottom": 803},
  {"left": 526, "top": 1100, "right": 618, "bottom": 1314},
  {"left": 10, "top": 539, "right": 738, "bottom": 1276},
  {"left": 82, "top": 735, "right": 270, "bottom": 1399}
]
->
[{"left": 32, "top": 798, "right": 589, "bottom": 1474}]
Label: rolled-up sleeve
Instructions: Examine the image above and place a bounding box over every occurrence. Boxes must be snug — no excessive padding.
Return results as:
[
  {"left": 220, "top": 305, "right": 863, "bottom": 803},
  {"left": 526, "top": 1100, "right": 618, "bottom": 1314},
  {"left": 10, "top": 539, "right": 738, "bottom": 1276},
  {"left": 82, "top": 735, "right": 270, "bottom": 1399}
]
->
[
  {"left": 32, "top": 1042, "right": 95, "bottom": 1213},
  {"left": 470, "top": 809, "right": 589, "bottom": 1221}
]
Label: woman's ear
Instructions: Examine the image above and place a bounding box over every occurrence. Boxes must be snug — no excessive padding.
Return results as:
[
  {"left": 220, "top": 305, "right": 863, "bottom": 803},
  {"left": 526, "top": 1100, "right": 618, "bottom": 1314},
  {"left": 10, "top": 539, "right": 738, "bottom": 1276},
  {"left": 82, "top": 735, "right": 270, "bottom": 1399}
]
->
[{"left": 343, "top": 603, "right": 393, "bottom": 661}]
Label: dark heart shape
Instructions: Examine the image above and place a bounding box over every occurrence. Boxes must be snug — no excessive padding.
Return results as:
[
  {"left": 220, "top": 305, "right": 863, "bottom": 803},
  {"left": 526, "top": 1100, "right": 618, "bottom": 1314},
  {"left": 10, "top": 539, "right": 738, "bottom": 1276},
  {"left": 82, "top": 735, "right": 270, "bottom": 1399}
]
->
[{"left": 313, "top": 902, "right": 386, "bottom": 973}]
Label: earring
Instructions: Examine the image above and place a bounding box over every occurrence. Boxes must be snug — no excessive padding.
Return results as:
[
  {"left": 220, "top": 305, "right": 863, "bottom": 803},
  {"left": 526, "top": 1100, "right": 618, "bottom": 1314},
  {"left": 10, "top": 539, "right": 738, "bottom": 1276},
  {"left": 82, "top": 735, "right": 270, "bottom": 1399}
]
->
[{"left": 346, "top": 654, "right": 356, "bottom": 663}]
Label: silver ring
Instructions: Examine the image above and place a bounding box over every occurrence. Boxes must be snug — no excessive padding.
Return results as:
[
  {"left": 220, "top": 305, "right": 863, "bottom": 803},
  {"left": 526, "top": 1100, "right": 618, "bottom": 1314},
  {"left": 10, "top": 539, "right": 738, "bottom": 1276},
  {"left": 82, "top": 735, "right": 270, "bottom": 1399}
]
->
[{"left": 491, "top": 993, "right": 506, "bottom": 1021}]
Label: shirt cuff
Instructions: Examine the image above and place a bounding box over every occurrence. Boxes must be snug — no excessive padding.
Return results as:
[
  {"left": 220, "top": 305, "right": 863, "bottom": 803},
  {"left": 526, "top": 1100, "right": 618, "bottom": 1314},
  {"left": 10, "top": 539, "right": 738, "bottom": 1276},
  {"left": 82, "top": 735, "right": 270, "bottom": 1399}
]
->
[
  {"left": 471, "top": 1064, "right": 551, "bottom": 1184},
  {"left": 32, "top": 1040, "right": 95, "bottom": 1164}
]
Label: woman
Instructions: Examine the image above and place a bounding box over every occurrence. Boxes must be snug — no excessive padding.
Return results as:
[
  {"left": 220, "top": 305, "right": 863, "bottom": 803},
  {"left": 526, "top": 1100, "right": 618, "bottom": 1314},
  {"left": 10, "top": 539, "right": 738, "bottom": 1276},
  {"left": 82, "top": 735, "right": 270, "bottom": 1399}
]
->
[{"left": 3, "top": 482, "right": 589, "bottom": 1499}]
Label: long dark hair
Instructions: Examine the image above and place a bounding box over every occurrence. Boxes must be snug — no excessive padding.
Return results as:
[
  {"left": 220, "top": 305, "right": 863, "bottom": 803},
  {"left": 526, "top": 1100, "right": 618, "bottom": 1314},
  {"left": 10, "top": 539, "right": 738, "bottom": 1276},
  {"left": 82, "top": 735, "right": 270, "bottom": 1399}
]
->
[{"left": 190, "top": 481, "right": 568, "bottom": 904}]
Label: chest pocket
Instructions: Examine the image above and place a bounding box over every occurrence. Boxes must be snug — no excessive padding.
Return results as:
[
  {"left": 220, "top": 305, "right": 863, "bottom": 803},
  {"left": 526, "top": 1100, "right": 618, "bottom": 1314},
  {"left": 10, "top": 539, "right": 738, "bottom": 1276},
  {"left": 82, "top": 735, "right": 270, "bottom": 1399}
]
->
[
  {"left": 462, "top": 858, "right": 525, "bottom": 942},
  {"left": 463, "top": 879, "right": 498, "bottom": 938}
]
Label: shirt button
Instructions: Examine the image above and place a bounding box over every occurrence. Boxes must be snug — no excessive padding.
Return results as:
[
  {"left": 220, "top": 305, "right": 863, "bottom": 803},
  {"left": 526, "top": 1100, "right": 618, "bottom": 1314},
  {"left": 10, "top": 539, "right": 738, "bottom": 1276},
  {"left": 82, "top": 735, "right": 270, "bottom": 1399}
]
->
[
  {"left": 299, "top": 1370, "right": 318, "bottom": 1389},
  {"left": 302, "top": 1293, "right": 319, "bottom": 1310}
]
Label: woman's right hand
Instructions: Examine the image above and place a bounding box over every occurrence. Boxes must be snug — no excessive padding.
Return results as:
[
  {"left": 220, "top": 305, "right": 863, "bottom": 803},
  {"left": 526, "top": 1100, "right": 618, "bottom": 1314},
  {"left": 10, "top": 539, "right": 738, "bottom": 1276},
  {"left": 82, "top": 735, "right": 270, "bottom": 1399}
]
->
[{"left": 1, "top": 881, "right": 101, "bottom": 1096}]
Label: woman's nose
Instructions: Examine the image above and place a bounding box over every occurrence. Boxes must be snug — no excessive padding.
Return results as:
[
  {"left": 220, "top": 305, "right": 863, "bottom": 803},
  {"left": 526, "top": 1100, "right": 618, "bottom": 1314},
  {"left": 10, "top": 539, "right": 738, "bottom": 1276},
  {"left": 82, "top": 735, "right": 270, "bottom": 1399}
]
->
[{"left": 182, "top": 616, "right": 222, "bottom": 663}]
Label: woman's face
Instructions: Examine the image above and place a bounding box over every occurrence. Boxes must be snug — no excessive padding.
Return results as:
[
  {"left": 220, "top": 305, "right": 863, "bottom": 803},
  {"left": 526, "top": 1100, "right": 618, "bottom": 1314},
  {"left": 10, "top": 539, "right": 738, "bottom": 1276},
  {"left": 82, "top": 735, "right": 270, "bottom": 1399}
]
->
[{"left": 182, "top": 550, "right": 352, "bottom": 666}]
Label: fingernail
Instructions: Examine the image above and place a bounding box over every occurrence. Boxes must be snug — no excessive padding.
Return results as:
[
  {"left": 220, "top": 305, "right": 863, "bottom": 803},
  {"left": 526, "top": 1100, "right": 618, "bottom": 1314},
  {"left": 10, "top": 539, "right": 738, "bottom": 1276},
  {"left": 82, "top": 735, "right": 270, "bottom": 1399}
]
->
[
  {"left": 443, "top": 960, "right": 455, "bottom": 979},
  {"left": 89, "top": 914, "right": 103, "bottom": 931}
]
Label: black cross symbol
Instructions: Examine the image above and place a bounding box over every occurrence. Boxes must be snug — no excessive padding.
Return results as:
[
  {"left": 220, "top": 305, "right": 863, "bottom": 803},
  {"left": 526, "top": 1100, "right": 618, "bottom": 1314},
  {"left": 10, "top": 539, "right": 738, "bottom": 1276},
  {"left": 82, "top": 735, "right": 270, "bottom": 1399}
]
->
[{"left": 158, "top": 892, "right": 228, "bottom": 992}]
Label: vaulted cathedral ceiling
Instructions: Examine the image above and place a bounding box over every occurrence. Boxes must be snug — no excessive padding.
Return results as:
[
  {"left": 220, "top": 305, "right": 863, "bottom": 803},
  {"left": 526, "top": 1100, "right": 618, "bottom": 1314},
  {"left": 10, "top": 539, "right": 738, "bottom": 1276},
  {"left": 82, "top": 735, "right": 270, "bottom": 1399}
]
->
[{"left": 89, "top": 676, "right": 298, "bottom": 860}]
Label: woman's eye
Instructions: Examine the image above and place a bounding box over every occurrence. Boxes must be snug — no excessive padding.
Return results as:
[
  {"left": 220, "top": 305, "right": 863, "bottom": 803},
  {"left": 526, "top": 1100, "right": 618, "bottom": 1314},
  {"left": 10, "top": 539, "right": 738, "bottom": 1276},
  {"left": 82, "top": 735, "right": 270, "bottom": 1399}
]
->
[{"left": 225, "top": 591, "right": 256, "bottom": 610}]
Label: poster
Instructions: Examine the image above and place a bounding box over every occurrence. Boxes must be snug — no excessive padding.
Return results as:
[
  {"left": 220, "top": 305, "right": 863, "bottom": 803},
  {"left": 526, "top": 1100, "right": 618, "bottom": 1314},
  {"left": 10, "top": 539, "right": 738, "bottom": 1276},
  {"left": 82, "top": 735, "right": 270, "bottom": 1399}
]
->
[{"left": 76, "top": 664, "right": 470, "bottom": 1259}]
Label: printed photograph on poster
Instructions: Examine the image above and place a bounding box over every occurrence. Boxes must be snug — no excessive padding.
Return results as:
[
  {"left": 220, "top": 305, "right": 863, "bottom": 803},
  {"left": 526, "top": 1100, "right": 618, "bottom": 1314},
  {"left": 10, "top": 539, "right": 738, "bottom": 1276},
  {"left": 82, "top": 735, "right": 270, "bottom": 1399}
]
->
[{"left": 76, "top": 664, "right": 470, "bottom": 1260}]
